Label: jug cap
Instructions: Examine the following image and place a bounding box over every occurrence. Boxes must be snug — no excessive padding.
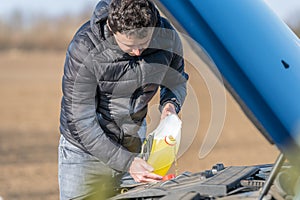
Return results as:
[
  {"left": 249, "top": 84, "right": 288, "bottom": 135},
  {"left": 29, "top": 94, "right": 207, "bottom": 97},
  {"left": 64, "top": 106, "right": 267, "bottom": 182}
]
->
[{"left": 165, "top": 135, "right": 177, "bottom": 146}]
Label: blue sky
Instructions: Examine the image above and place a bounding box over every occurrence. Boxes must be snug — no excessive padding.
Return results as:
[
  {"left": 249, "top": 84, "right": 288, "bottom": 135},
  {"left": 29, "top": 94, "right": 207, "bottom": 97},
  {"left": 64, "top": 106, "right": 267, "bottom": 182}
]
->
[{"left": 0, "top": 0, "right": 300, "bottom": 23}]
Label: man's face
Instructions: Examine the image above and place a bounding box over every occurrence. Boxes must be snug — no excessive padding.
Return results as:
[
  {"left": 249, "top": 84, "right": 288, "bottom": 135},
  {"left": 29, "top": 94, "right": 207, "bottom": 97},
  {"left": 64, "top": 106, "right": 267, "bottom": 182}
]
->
[{"left": 113, "top": 30, "right": 153, "bottom": 56}]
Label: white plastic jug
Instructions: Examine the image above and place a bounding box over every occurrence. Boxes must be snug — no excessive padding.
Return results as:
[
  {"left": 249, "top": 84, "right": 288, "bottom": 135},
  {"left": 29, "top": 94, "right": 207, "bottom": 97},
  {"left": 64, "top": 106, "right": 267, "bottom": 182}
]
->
[{"left": 146, "top": 114, "right": 182, "bottom": 176}]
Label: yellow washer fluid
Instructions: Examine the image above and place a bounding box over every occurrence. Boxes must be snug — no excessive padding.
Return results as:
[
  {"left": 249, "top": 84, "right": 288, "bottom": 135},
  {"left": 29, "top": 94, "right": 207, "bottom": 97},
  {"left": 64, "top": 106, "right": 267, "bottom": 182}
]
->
[{"left": 146, "top": 114, "right": 182, "bottom": 176}]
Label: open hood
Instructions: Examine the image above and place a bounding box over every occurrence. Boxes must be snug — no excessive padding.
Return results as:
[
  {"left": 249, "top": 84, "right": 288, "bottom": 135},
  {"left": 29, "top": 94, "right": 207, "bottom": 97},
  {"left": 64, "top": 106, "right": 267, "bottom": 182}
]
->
[{"left": 153, "top": 0, "right": 300, "bottom": 167}]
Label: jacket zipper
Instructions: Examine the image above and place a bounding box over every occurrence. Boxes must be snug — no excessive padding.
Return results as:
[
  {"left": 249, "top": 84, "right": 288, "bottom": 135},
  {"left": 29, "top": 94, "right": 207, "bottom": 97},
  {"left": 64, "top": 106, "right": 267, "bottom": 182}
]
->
[{"left": 135, "top": 58, "right": 142, "bottom": 87}]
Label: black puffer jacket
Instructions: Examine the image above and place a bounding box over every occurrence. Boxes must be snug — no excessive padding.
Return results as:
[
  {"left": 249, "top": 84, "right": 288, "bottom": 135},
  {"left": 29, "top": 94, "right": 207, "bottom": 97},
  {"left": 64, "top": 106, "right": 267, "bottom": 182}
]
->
[{"left": 59, "top": 0, "right": 188, "bottom": 172}]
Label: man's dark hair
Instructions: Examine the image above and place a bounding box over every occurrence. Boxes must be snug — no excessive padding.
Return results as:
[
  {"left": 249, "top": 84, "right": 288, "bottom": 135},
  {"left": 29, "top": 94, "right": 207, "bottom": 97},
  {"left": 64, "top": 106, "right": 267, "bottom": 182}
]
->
[{"left": 107, "top": 0, "right": 158, "bottom": 38}]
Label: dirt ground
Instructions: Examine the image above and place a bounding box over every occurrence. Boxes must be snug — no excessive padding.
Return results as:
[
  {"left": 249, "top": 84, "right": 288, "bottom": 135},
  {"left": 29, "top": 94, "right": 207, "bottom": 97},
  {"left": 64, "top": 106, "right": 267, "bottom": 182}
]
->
[{"left": 0, "top": 50, "right": 279, "bottom": 200}]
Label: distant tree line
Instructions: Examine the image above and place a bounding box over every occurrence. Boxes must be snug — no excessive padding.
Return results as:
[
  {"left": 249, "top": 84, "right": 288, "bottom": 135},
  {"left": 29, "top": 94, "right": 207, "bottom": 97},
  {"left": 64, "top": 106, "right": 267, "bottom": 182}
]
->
[
  {"left": 0, "top": 8, "right": 300, "bottom": 51},
  {"left": 0, "top": 8, "right": 92, "bottom": 51}
]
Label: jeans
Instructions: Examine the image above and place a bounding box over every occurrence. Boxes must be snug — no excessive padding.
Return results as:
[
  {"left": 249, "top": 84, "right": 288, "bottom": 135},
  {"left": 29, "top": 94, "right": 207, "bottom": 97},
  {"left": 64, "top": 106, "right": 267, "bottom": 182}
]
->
[
  {"left": 58, "top": 121, "right": 146, "bottom": 200},
  {"left": 58, "top": 135, "right": 122, "bottom": 200}
]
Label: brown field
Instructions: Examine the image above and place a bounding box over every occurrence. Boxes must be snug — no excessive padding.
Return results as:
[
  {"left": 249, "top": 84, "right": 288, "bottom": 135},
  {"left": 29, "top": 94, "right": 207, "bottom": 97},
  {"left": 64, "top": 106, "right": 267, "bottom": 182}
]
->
[{"left": 0, "top": 50, "right": 279, "bottom": 200}]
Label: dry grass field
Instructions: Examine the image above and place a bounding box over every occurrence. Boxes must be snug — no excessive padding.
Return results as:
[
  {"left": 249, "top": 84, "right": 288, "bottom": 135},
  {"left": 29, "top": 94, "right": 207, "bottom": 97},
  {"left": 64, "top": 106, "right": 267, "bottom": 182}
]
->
[{"left": 0, "top": 50, "right": 279, "bottom": 200}]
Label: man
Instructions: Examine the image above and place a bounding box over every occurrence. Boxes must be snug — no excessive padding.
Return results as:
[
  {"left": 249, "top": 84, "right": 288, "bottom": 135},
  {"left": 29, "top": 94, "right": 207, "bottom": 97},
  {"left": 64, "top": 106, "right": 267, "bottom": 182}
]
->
[{"left": 58, "top": 0, "right": 188, "bottom": 199}]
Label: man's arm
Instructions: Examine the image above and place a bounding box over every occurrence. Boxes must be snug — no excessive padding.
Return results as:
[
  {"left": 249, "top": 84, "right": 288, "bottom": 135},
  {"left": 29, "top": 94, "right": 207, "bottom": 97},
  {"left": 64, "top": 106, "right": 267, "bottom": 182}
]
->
[
  {"left": 160, "top": 30, "right": 188, "bottom": 119},
  {"left": 63, "top": 37, "right": 162, "bottom": 182},
  {"left": 62, "top": 38, "right": 135, "bottom": 172}
]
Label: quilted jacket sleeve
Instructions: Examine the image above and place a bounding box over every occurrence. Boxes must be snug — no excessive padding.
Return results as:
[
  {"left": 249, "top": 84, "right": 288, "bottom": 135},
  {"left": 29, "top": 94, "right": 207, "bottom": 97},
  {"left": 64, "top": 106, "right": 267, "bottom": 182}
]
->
[
  {"left": 62, "top": 34, "right": 135, "bottom": 172},
  {"left": 160, "top": 30, "right": 189, "bottom": 113}
]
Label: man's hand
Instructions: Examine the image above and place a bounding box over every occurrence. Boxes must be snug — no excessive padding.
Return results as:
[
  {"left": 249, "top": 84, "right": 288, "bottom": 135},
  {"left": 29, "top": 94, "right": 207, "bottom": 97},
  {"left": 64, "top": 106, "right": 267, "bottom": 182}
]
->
[
  {"left": 129, "top": 157, "right": 162, "bottom": 182},
  {"left": 161, "top": 102, "right": 176, "bottom": 120}
]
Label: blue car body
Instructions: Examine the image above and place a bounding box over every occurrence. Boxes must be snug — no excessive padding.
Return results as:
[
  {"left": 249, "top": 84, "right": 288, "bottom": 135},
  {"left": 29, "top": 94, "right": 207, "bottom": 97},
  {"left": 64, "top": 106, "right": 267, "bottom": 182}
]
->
[{"left": 155, "top": 0, "right": 300, "bottom": 166}]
